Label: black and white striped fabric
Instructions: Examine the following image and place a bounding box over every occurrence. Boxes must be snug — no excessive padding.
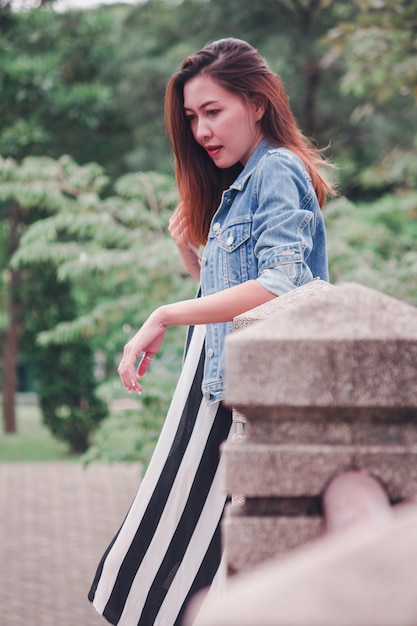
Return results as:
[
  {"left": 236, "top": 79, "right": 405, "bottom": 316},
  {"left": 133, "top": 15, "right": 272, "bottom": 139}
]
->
[{"left": 88, "top": 324, "right": 233, "bottom": 626}]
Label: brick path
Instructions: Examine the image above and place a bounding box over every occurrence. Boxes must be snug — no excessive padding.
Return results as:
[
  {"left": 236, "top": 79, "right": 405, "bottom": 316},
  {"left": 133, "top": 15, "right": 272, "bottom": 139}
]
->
[{"left": 0, "top": 462, "right": 142, "bottom": 626}]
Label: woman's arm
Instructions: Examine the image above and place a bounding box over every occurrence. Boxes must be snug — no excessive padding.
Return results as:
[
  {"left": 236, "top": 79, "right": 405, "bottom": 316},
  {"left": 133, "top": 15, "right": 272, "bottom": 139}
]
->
[
  {"left": 118, "top": 280, "right": 275, "bottom": 393},
  {"left": 157, "top": 279, "right": 275, "bottom": 326}
]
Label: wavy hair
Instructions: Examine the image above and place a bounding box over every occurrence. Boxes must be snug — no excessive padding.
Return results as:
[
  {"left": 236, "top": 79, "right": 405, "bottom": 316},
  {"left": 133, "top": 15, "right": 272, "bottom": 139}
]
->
[{"left": 165, "top": 38, "right": 335, "bottom": 246}]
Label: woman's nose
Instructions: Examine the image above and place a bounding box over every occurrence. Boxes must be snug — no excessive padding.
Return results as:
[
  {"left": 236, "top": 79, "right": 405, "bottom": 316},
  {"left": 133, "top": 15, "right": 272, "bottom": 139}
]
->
[{"left": 195, "top": 118, "right": 211, "bottom": 142}]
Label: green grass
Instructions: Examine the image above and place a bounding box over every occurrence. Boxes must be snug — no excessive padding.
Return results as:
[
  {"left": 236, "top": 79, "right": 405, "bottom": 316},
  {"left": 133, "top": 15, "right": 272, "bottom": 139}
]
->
[{"left": 0, "top": 402, "right": 75, "bottom": 462}]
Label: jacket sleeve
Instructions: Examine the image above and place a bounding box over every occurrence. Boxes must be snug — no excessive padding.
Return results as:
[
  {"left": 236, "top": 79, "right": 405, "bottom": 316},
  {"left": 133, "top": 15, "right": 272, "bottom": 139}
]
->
[{"left": 252, "top": 149, "right": 318, "bottom": 295}]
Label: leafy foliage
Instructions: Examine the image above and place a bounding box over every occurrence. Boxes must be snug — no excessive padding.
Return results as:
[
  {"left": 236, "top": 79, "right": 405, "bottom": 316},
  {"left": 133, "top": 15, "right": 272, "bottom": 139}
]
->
[
  {"left": 11, "top": 158, "right": 195, "bottom": 463},
  {"left": 1, "top": 0, "right": 417, "bottom": 462},
  {"left": 0, "top": 154, "right": 110, "bottom": 450},
  {"left": 18, "top": 263, "right": 108, "bottom": 453},
  {"left": 14, "top": 169, "right": 194, "bottom": 347},
  {"left": 322, "top": 0, "right": 417, "bottom": 196},
  {"left": 0, "top": 5, "right": 129, "bottom": 173},
  {"left": 4, "top": 0, "right": 416, "bottom": 195},
  {"left": 323, "top": 0, "right": 417, "bottom": 103},
  {"left": 326, "top": 191, "right": 417, "bottom": 306}
]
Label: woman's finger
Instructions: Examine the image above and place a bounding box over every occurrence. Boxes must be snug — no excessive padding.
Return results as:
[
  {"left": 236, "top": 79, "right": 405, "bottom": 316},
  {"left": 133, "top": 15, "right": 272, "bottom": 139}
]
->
[
  {"left": 118, "top": 362, "right": 142, "bottom": 394},
  {"left": 137, "top": 353, "right": 155, "bottom": 376}
]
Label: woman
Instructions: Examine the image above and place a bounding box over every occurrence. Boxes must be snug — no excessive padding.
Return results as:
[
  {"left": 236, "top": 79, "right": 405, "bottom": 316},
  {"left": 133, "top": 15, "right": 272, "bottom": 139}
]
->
[{"left": 89, "top": 37, "right": 334, "bottom": 626}]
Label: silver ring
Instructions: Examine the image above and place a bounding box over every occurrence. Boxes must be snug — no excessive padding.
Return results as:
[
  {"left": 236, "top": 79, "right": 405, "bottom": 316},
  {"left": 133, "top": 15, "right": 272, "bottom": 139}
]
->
[
  {"left": 120, "top": 360, "right": 125, "bottom": 364},
  {"left": 145, "top": 356, "right": 152, "bottom": 361}
]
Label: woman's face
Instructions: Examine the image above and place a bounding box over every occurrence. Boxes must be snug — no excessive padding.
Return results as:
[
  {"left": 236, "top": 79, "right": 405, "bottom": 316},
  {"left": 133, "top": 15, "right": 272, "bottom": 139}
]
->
[{"left": 183, "top": 74, "right": 265, "bottom": 168}]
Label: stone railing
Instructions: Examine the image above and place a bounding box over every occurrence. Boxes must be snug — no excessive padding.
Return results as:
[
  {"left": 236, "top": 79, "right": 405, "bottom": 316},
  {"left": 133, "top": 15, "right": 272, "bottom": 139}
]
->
[{"left": 185, "top": 281, "right": 417, "bottom": 625}]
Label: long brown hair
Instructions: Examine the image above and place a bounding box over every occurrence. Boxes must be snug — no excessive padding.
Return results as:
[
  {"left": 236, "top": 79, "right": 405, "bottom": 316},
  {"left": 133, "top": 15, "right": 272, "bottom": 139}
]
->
[{"left": 165, "top": 38, "right": 335, "bottom": 246}]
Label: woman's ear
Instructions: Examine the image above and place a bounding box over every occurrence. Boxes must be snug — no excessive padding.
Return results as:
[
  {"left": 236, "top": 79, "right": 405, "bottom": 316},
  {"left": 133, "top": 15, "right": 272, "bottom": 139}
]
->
[{"left": 251, "top": 94, "right": 266, "bottom": 121}]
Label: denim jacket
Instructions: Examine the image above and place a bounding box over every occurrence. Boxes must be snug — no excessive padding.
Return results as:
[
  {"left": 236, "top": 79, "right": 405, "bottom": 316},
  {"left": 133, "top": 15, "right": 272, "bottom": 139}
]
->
[{"left": 199, "top": 139, "right": 328, "bottom": 404}]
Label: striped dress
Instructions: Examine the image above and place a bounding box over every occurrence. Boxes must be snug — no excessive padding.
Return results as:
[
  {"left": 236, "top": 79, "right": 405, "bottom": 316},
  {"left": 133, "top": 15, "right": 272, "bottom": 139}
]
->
[{"left": 88, "top": 323, "right": 234, "bottom": 625}]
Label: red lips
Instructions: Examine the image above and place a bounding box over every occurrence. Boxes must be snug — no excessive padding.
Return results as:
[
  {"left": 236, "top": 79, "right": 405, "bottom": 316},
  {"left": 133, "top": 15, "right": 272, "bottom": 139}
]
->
[{"left": 206, "top": 145, "right": 222, "bottom": 158}]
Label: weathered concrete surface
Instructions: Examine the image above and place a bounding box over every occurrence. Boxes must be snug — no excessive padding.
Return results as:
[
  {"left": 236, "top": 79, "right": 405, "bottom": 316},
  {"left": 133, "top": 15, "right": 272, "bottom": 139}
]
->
[
  {"left": 186, "top": 501, "right": 417, "bottom": 626},
  {"left": 233, "top": 279, "right": 334, "bottom": 333},
  {"left": 221, "top": 282, "right": 417, "bottom": 580},
  {"left": 225, "top": 282, "right": 417, "bottom": 418},
  {"left": 222, "top": 441, "right": 417, "bottom": 501},
  {"left": 231, "top": 280, "right": 334, "bottom": 427},
  {"left": 223, "top": 509, "right": 322, "bottom": 572},
  {"left": 242, "top": 418, "right": 417, "bottom": 445}
]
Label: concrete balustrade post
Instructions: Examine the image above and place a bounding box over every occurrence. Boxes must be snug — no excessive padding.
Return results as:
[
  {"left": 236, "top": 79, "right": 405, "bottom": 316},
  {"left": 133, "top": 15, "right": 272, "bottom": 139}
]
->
[
  {"left": 184, "top": 281, "right": 417, "bottom": 626},
  {"left": 220, "top": 281, "right": 417, "bottom": 574}
]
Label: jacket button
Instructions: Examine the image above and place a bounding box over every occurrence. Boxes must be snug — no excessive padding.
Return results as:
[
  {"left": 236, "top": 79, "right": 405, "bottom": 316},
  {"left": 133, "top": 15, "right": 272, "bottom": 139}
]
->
[
  {"left": 201, "top": 256, "right": 207, "bottom": 266},
  {"left": 213, "top": 222, "right": 221, "bottom": 232},
  {"left": 207, "top": 348, "right": 214, "bottom": 358},
  {"left": 226, "top": 235, "right": 234, "bottom": 246}
]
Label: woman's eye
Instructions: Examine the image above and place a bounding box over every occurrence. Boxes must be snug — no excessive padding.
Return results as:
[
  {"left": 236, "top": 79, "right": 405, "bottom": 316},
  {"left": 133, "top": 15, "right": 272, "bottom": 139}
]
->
[
  {"left": 186, "top": 114, "right": 196, "bottom": 123},
  {"left": 207, "top": 109, "right": 220, "bottom": 117}
]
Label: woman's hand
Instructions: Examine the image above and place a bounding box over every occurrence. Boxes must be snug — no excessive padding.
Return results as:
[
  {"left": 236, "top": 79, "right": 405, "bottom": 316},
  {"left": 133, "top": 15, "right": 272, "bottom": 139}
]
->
[
  {"left": 169, "top": 202, "right": 201, "bottom": 282},
  {"left": 118, "top": 311, "right": 166, "bottom": 394},
  {"left": 117, "top": 280, "right": 276, "bottom": 394}
]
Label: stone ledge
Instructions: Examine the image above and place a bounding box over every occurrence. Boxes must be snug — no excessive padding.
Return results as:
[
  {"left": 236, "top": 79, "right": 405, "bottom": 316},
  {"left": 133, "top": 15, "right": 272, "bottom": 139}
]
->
[
  {"left": 233, "top": 279, "right": 334, "bottom": 332},
  {"left": 222, "top": 441, "right": 417, "bottom": 500},
  {"left": 244, "top": 417, "right": 417, "bottom": 444},
  {"left": 225, "top": 283, "right": 417, "bottom": 412},
  {"left": 223, "top": 510, "right": 322, "bottom": 573}
]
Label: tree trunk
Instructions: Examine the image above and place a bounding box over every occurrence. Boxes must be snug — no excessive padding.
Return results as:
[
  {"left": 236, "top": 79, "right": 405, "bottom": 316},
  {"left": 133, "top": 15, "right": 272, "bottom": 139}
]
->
[
  {"left": 2, "top": 203, "right": 21, "bottom": 434},
  {"left": 304, "top": 59, "right": 321, "bottom": 138}
]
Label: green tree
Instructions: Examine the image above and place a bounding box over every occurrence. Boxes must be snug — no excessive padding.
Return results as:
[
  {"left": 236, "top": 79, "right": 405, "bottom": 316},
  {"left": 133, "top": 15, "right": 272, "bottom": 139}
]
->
[
  {"left": 12, "top": 164, "right": 195, "bottom": 463},
  {"left": 0, "top": 4, "right": 131, "bottom": 175},
  {"left": 18, "top": 262, "right": 108, "bottom": 453},
  {"left": 326, "top": 191, "right": 417, "bottom": 306},
  {"left": 324, "top": 0, "right": 417, "bottom": 104},
  {"left": 0, "top": 154, "right": 109, "bottom": 450},
  {"left": 3, "top": 0, "right": 415, "bottom": 196},
  {"left": 322, "top": 0, "right": 417, "bottom": 195}
]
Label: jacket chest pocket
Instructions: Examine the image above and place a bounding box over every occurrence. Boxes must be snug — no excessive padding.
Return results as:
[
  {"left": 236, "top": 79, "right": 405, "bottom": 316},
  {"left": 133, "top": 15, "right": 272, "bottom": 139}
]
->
[{"left": 217, "top": 220, "right": 253, "bottom": 285}]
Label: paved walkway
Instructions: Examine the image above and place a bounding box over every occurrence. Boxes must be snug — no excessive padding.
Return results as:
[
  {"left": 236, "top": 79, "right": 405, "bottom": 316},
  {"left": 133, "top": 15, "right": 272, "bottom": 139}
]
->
[{"left": 0, "top": 462, "right": 142, "bottom": 626}]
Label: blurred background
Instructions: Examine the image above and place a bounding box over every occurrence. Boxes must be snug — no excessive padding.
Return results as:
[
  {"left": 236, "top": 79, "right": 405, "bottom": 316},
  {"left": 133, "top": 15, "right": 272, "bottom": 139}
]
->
[{"left": 0, "top": 0, "right": 416, "bottom": 472}]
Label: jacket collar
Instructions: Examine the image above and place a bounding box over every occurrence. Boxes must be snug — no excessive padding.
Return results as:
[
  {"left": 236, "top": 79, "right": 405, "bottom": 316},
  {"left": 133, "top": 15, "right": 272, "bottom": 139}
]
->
[{"left": 230, "top": 139, "right": 276, "bottom": 192}]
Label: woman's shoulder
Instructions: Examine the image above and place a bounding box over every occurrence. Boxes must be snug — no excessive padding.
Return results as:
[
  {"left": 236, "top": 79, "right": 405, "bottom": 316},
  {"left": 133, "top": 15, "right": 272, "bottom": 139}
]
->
[
  {"left": 232, "top": 143, "right": 310, "bottom": 194},
  {"left": 259, "top": 145, "right": 306, "bottom": 173},
  {"left": 254, "top": 145, "right": 311, "bottom": 190}
]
